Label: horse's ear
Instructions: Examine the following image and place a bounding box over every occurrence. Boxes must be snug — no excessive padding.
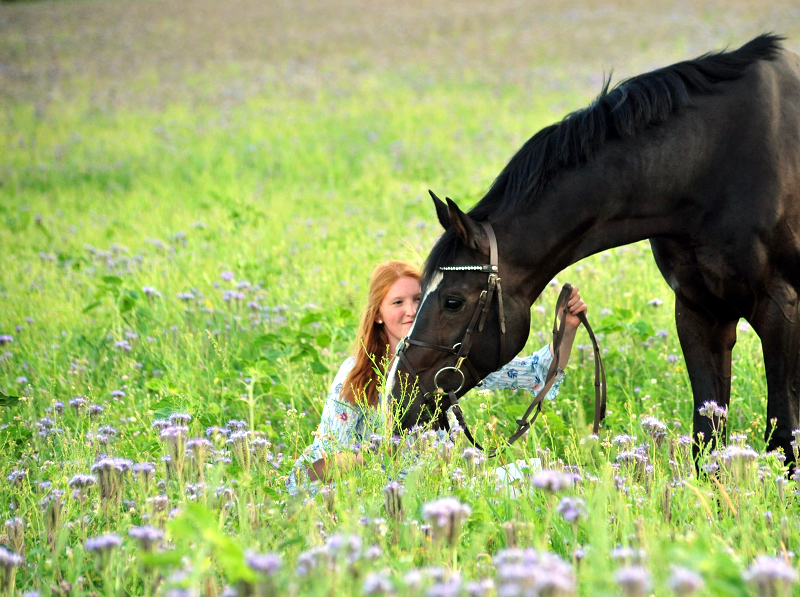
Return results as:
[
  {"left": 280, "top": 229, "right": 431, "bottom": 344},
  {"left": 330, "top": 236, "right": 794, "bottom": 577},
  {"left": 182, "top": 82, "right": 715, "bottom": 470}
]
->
[
  {"left": 445, "top": 197, "right": 490, "bottom": 256},
  {"left": 429, "top": 190, "right": 450, "bottom": 230}
]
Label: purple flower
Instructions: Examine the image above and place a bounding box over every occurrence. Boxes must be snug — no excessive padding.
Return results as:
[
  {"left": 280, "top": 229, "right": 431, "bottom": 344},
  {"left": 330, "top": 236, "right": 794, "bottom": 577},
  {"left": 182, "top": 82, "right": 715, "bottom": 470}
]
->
[
  {"left": 90, "top": 457, "right": 132, "bottom": 503},
  {"left": 128, "top": 525, "right": 164, "bottom": 551},
  {"left": 0, "top": 335, "right": 13, "bottom": 346},
  {"left": 667, "top": 354, "right": 679, "bottom": 363},
  {"left": 610, "top": 546, "right": 647, "bottom": 563},
  {"left": 556, "top": 496, "right": 587, "bottom": 523},
  {"left": 461, "top": 447, "right": 484, "bottom": 473},
  {"left": 111, "top": 389, "right": 125, "bottom": 398},
  {"left": 15, "top": 376, "right": 27, "bottom": 385},
  {"left": 427, "top": 577, "right": 463, "bottom": 597},
  {"left": 743, "top": 556, "right": 798, "bottom": 596},
  {"left": 223, "top": 290, "right": 246, "bottom": 302},
  {"left": 615, "top": 565, "right": 651, "bottom": 597},
  {"left": 142, "top": 286, "right": 162, "bottom": 298},
  {"left": 362, "top": 571, "right": 394, "bottom": 595},
  {"left": 0, "top": 546, "right": 23, "bottom": 568},
  {"left": 68, "top": 474, "right": 97, "bottom": 491},
  {"left": 85, "top": 533, "right": 122, "bottom": 552},
  {"left": 669, "top": 566, "right": 704, "bottom": 596},
  {"left": 494, "top": 548, "right": 575, "bottom": 596},
  {"left": 69, "top": 397, "right": 87, "bottom": 411},
  {"left": 656, "top": 329, "right": 669, "bottom": 338},
  {"left": 383, "top": 481, "right": 405, "bottom": 520},
  {"left": 169, "top": 412, "right": 192, "bottom": 425},
  {"left": 114, "top": 340, "right": 132, "bottom": 351},
  {"left": 6, "top": 470, "right": 25, "bottom": 484},
  {"left": 640, "top": 415, "right": 667, "bottom": 438},
  {"left": 531, "top": 470, "right": 573, "bottom": 493},
  {"left": 221, "top": 271, "right": 235, "bottom": 281},
  {"left": 245, "top": 551, "right": 281, "bottom": 575},
  {"left": 698, "top": 401, "right": 728, "bottom": 420},
  {"left": 421, "top": 497, "right": 471, "bottom": 545}
]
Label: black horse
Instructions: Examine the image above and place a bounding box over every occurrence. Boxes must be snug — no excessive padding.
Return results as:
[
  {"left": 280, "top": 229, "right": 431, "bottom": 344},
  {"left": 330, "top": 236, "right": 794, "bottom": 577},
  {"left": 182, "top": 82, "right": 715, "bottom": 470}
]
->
[{"left": 389, "top": 34, "right": 800, "bottom": 463}]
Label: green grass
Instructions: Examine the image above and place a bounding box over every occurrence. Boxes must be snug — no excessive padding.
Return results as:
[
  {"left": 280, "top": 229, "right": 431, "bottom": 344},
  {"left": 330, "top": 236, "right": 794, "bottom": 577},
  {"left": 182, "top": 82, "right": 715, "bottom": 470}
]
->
[{"left": 0, "top": 3, "right": 794, "bottom": 595}]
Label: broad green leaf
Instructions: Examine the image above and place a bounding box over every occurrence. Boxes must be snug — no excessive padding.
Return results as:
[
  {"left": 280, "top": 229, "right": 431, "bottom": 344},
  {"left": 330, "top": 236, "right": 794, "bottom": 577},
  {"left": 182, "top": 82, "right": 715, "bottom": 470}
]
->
[
  {"left": 82, "top": 300, "right": 102, "bottom": 314},
  {"left": 300, "top": 312, "right": 323, "bottom": 326},
  {"left": 0, "top": 392, "right": 20, "bottom": 407},
  {"left": 310, "top": 360, "right": 329, "bottom": 374}
]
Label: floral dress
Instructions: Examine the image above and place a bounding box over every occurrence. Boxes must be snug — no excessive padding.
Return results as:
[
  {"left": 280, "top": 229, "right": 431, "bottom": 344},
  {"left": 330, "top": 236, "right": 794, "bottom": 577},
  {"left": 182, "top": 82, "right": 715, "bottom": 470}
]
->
[{"left": 286, "top": 344, "right": 564, "bottom": 493}]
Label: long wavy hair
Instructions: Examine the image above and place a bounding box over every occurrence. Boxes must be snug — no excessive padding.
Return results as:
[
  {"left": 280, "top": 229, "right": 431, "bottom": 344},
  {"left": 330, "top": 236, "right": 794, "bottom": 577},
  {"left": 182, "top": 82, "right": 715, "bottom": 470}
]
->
[{"left": 343, "top": 261, "right": 421, "bottom": 408}]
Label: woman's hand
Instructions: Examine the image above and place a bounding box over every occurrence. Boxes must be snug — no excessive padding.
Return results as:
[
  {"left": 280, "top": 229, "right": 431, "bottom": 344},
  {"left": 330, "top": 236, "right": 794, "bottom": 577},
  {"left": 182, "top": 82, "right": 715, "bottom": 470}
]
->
[
  {"left": 553, "top": 286, "right": 588, "bottom": 369},
  {"left": 560, "top": 286, "right": 588, "bottom": 330}
]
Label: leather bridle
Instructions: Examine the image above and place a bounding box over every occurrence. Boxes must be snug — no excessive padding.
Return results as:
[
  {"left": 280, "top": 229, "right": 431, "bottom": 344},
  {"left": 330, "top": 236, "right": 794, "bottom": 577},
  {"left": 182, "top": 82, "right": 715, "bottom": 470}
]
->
[{"left": 394, "top": 220, "right": 607, "bottom": 456}]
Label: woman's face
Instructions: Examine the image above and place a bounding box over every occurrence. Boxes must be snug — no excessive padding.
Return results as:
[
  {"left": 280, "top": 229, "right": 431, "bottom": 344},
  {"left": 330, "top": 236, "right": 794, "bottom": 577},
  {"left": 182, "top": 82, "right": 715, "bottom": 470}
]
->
[{"left": 378, "top": 276, "right": 422, "bottom": 353}]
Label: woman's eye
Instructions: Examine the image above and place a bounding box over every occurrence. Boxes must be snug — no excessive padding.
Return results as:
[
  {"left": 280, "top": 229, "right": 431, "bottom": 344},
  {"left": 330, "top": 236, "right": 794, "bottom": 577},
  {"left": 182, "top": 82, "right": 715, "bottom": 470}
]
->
[{"left": 444, "top": 298, "right": 463, "bottom": 311}]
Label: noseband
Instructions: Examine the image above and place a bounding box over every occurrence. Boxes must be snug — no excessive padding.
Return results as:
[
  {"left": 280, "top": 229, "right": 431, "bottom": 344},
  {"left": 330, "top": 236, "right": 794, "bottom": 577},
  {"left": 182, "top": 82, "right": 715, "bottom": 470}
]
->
[{"left": 394, "top": 221, "right": 607, "bottom": 456}]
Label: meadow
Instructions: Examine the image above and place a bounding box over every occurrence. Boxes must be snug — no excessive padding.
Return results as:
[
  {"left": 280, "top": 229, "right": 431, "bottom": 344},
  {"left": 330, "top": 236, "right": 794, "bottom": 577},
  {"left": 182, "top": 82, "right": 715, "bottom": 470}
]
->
[{"left": 2, "top": 0, "right": 800, "bottom": 594}]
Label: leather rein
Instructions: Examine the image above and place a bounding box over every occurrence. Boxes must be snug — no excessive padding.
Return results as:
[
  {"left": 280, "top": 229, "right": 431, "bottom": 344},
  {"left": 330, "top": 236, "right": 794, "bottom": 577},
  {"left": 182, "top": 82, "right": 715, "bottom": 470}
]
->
[{"left": 395, "top": 221, "right": 607, "bottom": 456}]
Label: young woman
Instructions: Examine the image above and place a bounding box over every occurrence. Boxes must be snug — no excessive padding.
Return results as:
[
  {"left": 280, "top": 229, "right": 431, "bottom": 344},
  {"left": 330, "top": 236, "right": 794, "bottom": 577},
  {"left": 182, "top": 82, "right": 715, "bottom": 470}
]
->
[{"left": 288, "top": 260, "right": 587, "bottom": 492}]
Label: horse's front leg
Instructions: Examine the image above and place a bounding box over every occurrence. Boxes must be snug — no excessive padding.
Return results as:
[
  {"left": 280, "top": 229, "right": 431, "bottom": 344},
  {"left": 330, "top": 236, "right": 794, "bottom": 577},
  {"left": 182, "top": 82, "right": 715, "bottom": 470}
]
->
[
  {"left": 750, "top": 283, "right": 800, "bottom": 467},
  {"left": 674, "top": 294, "right": 738, "bottom": 462}
]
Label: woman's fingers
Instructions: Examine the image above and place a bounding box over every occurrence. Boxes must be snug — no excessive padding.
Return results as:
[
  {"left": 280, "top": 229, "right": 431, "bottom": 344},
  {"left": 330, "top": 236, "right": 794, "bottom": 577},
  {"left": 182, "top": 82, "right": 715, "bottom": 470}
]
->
[
  {"left": 556, "top": 285, "right": 588, "bottom": 317},
  {"left": 567, "top": 289, "right": 588, "bottom": 315}
]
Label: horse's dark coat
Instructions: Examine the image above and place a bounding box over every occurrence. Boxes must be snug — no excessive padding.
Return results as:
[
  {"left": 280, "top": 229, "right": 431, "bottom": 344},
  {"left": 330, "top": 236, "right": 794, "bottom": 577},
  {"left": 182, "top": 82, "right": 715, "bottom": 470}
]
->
[{"left": 395, "top": 34, "right": 800, "bottom": 462}]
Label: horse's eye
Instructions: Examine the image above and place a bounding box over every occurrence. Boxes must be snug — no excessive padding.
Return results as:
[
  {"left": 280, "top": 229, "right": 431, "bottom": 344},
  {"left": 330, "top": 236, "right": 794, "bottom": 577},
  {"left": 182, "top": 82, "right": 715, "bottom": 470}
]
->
[{"left": 444, "top": 297, "right": 463, "bottom": 311}]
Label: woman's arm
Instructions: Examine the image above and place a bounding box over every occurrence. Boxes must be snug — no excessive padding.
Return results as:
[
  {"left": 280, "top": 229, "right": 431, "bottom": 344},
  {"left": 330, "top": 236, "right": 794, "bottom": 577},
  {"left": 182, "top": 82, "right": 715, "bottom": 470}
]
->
[
  {"left": 309, "top": 450, "right": 363, "bottom": 482},
  {"left": 298, "top": 357, "right": 366, "bottom": 482}
]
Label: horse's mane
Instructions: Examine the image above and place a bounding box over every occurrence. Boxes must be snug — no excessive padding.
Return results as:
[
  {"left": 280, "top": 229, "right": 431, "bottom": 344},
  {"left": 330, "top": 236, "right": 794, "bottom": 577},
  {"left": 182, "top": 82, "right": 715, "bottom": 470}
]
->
[{"left": 423, "top": 33, "right": 784, "bottom": 284}]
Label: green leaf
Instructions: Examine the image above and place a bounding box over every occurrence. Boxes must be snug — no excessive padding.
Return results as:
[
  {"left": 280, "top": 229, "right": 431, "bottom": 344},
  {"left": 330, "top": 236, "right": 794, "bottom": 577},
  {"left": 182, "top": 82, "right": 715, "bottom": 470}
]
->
[
  {"left": 278, "top": 535, "right": 307, "bottom": 550},
  {"left": 118, "top": 291, "right": 138, "bottom": 314},
  {"left": 594, "top": 320, "right": 624, "bottom": 335},
  {"left": 262, "top": 348, "right": 289, "bottom": 360},
  {"left": 632, "top": 320, "right": 655, "bottom": 339},
  {"left": 101, "top": 275, "right": 123, "bottom": 286},
  {"left": 504, "top": 404, "right": 527, "bottom": 419},
  {"left": 168, "top": 503, "right": 257, "bottom": 583},
  {"left": 0, "top": 392, "right": 20, "bottom": 407},
  {"left": 315, "top": 333, "right": 331, "bottom": 347},
  {"left": 268, "top": 384, "right": 290, "bottom": 399},
  {"left": 138, "top": 550, "right": 183, "bottom": 568},
  {"left": 82, "top": 300, "right": 102, "bottom": 314},
  {"left": 253, "top": 333, "right": 285, "bottom": 348},
  {"left": 263, "top": 487, "right": 281, "bottom": 500},
  {"left": 0, "top": 424, "right": 32, "bottom": 444},
  {"left": 146, "top": 378, "right": 167, "bottom": 392},
  {"left": 310, "top": 361, "right": 329, "bottom": 374},
  {"left": 541, "top": 412, "right": 567, "bottom": 435},
  {"left": 300, "top": 312, "right": 323, "bottom": 326}
]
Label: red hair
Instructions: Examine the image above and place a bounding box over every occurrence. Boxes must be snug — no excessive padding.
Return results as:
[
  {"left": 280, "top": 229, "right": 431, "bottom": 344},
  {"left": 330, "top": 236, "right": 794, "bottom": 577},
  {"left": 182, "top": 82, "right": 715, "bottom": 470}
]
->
[{"left": 343, "top": 261, "right": 421, "bottom": 407}]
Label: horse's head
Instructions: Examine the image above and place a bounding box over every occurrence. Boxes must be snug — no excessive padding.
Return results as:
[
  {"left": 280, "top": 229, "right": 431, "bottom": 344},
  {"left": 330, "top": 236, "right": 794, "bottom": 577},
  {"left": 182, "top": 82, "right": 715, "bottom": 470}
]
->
[{"left": 387, "top": 192, "right": 533, "bottom": 431}]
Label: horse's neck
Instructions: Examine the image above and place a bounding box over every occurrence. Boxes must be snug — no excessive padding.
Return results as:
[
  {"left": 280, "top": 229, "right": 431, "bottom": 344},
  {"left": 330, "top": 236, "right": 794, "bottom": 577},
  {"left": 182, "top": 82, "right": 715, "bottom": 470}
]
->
[{"left": 500, "top": 139, "right": 693, "bottom": 302}]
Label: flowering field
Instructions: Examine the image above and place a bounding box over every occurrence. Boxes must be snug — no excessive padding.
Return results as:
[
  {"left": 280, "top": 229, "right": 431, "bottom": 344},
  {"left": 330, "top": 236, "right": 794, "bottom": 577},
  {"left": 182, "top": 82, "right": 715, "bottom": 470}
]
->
[{"left": 3, "top": 0, "right": 800, "bottom": 595}]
